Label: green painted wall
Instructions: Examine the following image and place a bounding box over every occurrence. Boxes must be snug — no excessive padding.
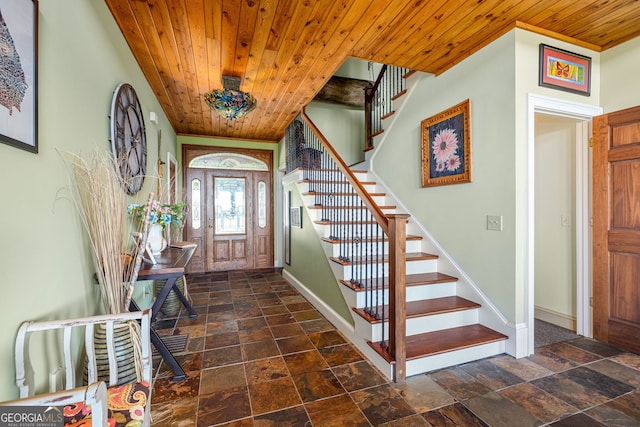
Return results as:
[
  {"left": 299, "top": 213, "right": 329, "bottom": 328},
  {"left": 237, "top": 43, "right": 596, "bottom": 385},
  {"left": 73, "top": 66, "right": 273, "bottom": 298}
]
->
[
  {"left": 0, "top": 0, "right": 176, "bottom": 400},
  {"left": 601, "top": 36, "right": 640, "bottom": 113},
  {"left": 283, "top": 182, "right": 353, "bottom": 324},
  {"left": 305, "top": 101, "right": 366, "bottom": 167},
  {"left": 372, "top": 31, "right": 519, "bottom": 321},
  {"left": 370, "top": 29, "right": 604, "bottom": 324}
]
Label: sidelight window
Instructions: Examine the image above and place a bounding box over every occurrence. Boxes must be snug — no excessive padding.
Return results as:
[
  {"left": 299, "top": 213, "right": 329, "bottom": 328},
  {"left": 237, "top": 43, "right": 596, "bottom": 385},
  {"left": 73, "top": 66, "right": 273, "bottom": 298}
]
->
[{"left": 191, "top": 179, "right": 201, "bottom": 229}]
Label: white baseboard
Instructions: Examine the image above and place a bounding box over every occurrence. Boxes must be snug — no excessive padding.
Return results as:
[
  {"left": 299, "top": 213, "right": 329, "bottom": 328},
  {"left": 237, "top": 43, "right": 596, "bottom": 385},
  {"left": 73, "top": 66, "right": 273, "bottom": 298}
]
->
[
  {"left": 535, "top": 306, "right": 576, "bottom": 331},
  {"left": 282, "top": 270, "right": 394, "bottom": 379}
]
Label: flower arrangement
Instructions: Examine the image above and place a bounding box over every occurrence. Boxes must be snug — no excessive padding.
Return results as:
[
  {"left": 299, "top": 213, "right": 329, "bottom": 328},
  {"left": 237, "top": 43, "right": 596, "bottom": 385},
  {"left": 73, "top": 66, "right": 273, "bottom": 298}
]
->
[{"left": 128, "top": 201, "right": 187, "bottom": 229}]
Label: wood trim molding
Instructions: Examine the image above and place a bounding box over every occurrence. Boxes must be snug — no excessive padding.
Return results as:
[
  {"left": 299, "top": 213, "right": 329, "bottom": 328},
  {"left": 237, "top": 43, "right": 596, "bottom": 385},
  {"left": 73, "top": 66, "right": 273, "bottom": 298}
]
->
[
  {"left": 182, "top": 144, "right": 273, "bottom": 169},
  {"left": 514, "top": 21, "right": 602, "bottom": 52}
]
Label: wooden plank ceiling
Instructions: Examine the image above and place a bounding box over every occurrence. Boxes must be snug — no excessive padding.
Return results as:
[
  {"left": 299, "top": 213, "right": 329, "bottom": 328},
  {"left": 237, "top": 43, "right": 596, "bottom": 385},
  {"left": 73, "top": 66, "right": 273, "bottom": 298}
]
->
[{"left": 105, "top": 0, "right": 640, "bottom": 143}]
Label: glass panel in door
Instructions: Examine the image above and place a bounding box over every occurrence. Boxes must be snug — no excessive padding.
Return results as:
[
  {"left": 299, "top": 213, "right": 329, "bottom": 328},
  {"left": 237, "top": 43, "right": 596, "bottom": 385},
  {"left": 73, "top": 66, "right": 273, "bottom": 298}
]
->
[{"left": 214, "top": 177, "right": 246, "bottom": 234}]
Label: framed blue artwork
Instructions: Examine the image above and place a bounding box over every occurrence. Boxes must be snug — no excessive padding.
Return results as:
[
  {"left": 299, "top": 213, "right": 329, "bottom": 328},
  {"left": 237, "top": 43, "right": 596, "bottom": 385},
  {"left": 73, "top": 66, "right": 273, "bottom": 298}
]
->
[{"left": 421, "top": 99, "right": 471, "bottom": 187}]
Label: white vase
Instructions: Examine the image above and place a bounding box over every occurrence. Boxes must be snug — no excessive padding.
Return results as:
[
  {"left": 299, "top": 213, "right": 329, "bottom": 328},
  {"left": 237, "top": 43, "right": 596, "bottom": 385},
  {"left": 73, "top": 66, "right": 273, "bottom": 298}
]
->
[{"left": 147, "top": 223, "right": 167, "bottom": 255}]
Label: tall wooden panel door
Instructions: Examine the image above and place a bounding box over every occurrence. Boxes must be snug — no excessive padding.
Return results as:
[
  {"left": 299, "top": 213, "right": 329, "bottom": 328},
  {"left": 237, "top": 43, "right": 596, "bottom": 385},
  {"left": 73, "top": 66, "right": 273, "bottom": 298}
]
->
[
  {"left": 184, "top": 146, "right": 273, "bottom": 273},
  {"left": 592, "top": 105, "right": 640, "bottom": 354},
  {"left": 208, "top": 171, "right": 251, "bottom": 270}
]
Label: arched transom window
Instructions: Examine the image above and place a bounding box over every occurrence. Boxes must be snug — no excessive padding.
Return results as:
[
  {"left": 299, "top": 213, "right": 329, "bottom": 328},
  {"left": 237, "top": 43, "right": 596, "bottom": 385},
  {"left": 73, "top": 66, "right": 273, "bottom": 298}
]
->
[{"left": 189, "top": 153, "right": 268, "bottom": 171}]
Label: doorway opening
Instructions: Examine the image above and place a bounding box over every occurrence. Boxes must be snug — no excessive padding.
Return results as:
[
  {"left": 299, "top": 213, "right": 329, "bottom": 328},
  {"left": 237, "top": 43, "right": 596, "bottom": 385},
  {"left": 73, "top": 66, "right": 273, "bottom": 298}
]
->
[
  {"left": 534, "top": 114, "right": 581, "bottom": 346},
  {"left": 526, "top": 94, "right": 602, "bottom": 355}
]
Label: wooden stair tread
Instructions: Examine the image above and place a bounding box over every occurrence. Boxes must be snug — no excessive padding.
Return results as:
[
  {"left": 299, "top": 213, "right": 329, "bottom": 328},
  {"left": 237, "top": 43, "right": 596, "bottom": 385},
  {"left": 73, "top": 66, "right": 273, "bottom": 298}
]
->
[
  {"left": 340, "top": 272, "right": 456, "bottom": 292},
  {"left": 322, "top": 235, "right": 421, "bottom": 244},
  {"left": 317, "top": 216, "right": 408, "bottom": 226},
  {"left": 310, "top": 205, "right": 396, "bottom": 210},
  {"left": 301, "top": 179, "right": 377, "bottom": 185},
  {"left": 353, "top": 296, "right": 479, "bottom": 324},
  {"left": 330, "top": 252, "right": 437, "bottom": 266},
  {"left": 303, "top": 191, "right": 386, "bottom": 197},
  {"left": 369, "top": 325, "right": 507, "bottom": 363},
  {"left": 391, "top": 90, "right": 407, "bottom": 101},
  {"left": 406, "top": 325, "right": 507, "bottom": 360},
  {"left": 317, "top": 220, "right": 379, "bottom": 226}
]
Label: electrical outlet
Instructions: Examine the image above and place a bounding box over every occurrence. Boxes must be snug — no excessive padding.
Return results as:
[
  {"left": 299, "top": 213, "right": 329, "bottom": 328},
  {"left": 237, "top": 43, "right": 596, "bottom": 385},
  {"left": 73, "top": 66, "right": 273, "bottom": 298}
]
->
[{"left": 487, "top": 215, "right": 503, "bottom": 231}]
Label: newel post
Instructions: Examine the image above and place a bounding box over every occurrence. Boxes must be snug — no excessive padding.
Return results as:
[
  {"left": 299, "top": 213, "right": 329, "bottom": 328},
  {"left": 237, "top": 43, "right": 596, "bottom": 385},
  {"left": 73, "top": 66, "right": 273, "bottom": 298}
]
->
[
  {"left": 364, "top": 85, "right": 373, "bottom": 151},
  {"left": 387, "top": 214, "right": 409, "bottom": 383}
]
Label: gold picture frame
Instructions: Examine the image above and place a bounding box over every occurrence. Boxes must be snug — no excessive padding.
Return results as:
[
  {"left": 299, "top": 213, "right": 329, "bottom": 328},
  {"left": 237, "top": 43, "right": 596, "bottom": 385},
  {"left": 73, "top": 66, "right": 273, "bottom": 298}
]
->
[{"left": 420, "top": 99, "right": 471, "bottom": 187}]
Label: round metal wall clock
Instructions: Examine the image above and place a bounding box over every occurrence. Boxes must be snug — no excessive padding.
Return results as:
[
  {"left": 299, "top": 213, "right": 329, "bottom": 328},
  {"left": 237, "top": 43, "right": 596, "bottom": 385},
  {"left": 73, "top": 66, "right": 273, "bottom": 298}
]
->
[{"left": 110, "top": 83, "right": 147, "bottom": 195}]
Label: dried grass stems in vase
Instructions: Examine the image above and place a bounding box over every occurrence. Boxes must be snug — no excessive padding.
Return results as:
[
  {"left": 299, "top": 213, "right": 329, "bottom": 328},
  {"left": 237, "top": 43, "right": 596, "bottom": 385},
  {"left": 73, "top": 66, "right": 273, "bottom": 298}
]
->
[
  {"left": 62, "top": 150, "right": 152, "bottom": 315},
  {"left": 64, "top": 150, "right": 156, "bottom": 384}
]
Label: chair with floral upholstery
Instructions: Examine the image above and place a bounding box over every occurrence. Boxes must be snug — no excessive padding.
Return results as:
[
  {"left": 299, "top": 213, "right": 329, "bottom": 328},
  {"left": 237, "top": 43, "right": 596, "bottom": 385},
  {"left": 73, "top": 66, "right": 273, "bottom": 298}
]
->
[{"left": 0, "top": 309, "right": 152, "bottom": 427}]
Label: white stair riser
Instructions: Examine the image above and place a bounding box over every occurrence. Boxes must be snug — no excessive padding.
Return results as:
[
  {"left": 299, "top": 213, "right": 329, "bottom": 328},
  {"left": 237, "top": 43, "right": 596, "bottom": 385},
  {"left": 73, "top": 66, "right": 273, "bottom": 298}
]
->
[
  {"left": 366, "top": 309, "right": 480, "bottom": 342},
  {"left": 329, "top": 261, "right": 381, "bottom": 282},
  {"left": 300, "top": 181, "right": 380, "bottom": 194},
  {"left": 320, "top": 239, "right": 422, "bottom": 257},
  {"left": 307, "top": 208, "right": 399, "bottom": 222},
  {"left": 348, "top": 281, "right": 458, "bottom": 308},
  {"left": 302, "top": 193, "right": 389, "bottom": 207},
  {"left": 405, "top": 340, "right": 506, "bottom": 377},
  {"left": 330, "top": 258, "right": 439, "bottom": 281},
  {"left": 407, "top": 282, "right": 457, "bottom": 302},
  {"left": 406, "top": 259, "right": 438, "bottom": 275}
]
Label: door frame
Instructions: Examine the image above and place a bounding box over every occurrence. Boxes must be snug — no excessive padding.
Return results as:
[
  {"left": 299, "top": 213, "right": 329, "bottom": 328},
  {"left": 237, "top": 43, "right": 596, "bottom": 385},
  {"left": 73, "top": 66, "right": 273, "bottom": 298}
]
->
[
  {"left": 526, "top": 94, "right": 602, "bottom": 355},
  {"left": 182, "top": 144, "right": 275, "bottom": 272}
]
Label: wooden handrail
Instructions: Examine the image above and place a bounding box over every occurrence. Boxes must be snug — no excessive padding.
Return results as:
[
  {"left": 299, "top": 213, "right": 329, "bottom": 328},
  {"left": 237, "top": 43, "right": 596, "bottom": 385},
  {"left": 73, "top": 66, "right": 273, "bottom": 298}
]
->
[
  {"left": 300, "top": 108, "right": 389, "bottom": 233},
  {"left": 297, "top": 109, "right": 407, "bottom": 383},
  {"left": 368, "top": 64, "right": 388, "bottom": 102},
  {"left": 364, "top": 65, "right": 388, "bottom": 150}
]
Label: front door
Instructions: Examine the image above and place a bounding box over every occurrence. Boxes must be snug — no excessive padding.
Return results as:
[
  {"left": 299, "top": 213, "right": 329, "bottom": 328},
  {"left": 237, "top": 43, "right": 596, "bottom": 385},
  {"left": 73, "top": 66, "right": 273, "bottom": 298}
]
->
[
  {"left": 592, "top": 105, "right": 640, "bottom": 354},
  {"left": 183, "top": 146, "right": 273, "bottom": 273}
]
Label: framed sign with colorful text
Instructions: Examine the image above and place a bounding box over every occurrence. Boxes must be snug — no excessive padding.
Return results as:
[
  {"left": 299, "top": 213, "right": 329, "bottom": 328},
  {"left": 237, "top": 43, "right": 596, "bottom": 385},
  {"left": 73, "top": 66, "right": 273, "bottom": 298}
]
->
[{"left": 539, "top": 44, "right": 591, "bottom": 96}]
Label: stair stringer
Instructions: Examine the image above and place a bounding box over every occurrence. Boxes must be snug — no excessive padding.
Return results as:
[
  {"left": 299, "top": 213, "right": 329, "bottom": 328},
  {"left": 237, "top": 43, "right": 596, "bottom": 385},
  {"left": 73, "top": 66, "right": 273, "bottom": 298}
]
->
[
  {"left": 357, "top": 67, "right": 523, "bottom": 358},
  {"left": 289, "top": 168, "right": 512, "bottom": 378},
  {"left": 361, "top": 168, "right": 523, "bottom": 358}
]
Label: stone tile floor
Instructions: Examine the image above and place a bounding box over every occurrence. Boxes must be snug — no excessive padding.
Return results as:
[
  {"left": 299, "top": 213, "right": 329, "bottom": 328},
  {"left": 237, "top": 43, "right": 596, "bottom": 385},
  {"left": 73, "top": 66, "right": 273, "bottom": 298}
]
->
[{"left": 149, "top": 269, "right": 640, "bottom": 426}]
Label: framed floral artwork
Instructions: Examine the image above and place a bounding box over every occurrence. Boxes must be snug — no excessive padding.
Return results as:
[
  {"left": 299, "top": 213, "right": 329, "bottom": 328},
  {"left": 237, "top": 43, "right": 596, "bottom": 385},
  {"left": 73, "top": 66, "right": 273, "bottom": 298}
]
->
[
  {"left": 539, "top": 44, "right": 591, "bottom": 96},
  {"left": 421, "top": 99, "right": 471, "bottom": 187}
]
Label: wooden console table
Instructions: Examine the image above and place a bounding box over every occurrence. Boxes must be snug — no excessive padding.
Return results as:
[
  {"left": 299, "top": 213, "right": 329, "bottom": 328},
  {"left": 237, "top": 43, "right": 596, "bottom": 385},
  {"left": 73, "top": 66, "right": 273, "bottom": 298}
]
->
[{"left": 130, "top": 246, "right": 197, "bottom": 381}]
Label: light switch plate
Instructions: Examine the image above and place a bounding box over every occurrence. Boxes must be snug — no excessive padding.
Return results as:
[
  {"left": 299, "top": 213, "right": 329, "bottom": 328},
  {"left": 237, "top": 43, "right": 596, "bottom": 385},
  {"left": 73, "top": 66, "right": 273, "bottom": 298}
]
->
[{"left": 487, "top": 215, "right": 503, "bottom": 231}]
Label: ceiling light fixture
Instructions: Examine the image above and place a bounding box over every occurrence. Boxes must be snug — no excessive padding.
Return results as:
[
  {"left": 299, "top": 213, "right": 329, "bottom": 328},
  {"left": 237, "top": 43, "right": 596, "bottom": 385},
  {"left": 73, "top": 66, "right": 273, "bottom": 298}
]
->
[{"left": 204, "top": 75, "right": 257, "bottom": 120}]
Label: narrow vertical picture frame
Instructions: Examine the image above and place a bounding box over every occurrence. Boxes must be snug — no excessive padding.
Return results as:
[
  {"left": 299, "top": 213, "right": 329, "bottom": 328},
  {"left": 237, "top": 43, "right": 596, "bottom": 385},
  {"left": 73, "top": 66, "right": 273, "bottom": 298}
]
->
[
  {"left": 290, "top": 206, "right": 302, "bottom": 228},
  {"left": 284, "top": 190, "right": 291, "bottom": 265},
  {"left": 0, "top": 0, "right": 38, "bottom": 152}
]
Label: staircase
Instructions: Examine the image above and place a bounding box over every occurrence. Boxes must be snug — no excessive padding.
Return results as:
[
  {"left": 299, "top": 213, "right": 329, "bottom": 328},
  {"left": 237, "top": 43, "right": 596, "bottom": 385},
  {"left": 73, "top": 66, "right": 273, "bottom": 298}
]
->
[{"left": 284, "top": 67, "right": 509, "bottom": 381}]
